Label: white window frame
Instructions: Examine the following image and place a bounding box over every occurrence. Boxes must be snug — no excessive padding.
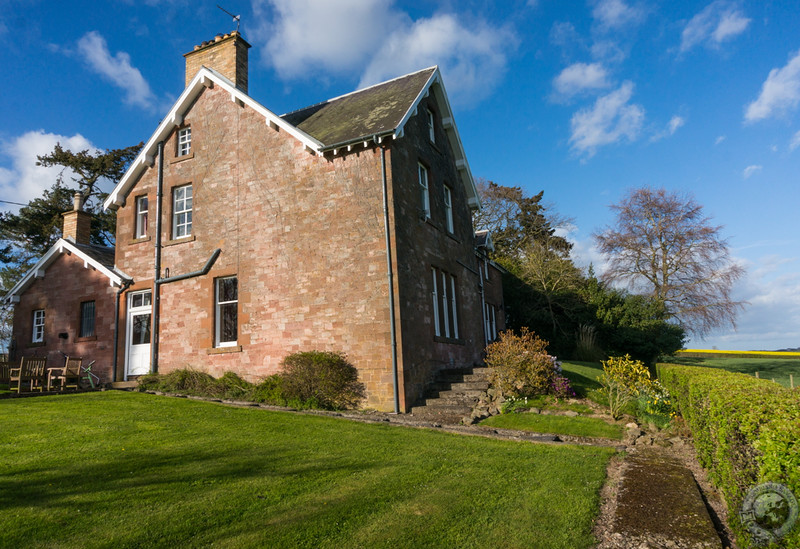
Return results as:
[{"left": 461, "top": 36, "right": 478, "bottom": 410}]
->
[
  {"left": 443, "top": 185, "right": 454, "bottom": 233},
  {"left": 172, "top": 184, "right": 192, "bottom": 239},
  {"left": 215, "top": 277, "right": 238, "bottom": 347},
  {"left": 177, "top": 127, "right": 191, "bottom": 156},
  {"left": 32, "top": 309, "right": 45, "bottom": 343},
  {"left": 432, "top": 267, "right": 459, "bottom": 340},
  {"left": 418, "top": 163, "right": 430, "bottom": 220},
  {"left": 450, "top": 274, "right": 459, "bottom": 339},
  {"left": 431, "top": 268, "right": 440, "bottom": 337},
  {"left": 441, "top": 271, "right": 450, "bottom": 338},
  {"left": 135, "top": 195, "right": 148, "bottom": 239},
  {"left": 427, "top": 108, "right": 435, "bottom": 143}
]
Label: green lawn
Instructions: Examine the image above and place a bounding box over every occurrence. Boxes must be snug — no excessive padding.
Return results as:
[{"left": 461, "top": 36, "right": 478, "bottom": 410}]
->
[
  {"left": 560, "top": 361, "right": 604, "bottom": 396},
  {"left": 0, "top": 392, "right": 614, "bottom": 549},
  {"left": 481, "top": 412, "right": 624, "bottom": 440},
  {"left": 663, "top": 355, "right": 800, "bottom": 388}
]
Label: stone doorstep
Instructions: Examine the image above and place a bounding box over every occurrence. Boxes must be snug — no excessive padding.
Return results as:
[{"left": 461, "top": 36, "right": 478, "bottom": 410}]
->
[{"left": 612, "top": 449, "right": 722, "bottom": 548}]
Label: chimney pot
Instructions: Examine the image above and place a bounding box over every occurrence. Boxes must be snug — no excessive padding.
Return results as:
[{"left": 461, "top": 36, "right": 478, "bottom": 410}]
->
[{"left": 73, "top": 192, "right": 82, "bottom": 211}]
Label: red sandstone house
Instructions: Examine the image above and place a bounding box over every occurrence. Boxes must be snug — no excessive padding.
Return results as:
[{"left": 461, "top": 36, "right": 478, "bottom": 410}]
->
[{"left": 6, "top": 32, "right": 505, "bottom": 411}]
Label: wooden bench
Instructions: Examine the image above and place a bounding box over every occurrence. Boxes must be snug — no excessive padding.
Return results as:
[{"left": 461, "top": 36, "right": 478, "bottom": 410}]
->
[
  {"left": 47, "top": 357, "right": 84, "bottom": 391},
  {"left": 9, "top": 357, "right": 48, "bottom": 393}
]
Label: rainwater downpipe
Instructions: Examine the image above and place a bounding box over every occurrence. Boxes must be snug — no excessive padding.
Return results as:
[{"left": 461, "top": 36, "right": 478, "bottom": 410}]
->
[
  {"left": 151, "top": 141, "right": 164, "bottom": 374},
  {"left": 112, "top": 278, "right": 133, "bottom": 382},
  {"left": 381, "top": 146, "right": 400, "bottom": 414}
]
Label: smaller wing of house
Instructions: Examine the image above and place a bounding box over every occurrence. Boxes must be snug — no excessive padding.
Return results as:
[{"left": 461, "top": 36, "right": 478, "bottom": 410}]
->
[{"left": 4, "top": 238, "right": 131, "bottom": 304}]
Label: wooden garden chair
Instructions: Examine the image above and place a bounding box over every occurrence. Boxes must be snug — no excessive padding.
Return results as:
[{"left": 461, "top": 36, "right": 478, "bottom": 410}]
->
[
  {"left": 0, "top": 360, "right": 10, "bottom": 385},
  {"left": 9, "top": 357, "right": 48, "bottom": 393},
  {"left": 47, "top": 357, "right": 83, "bottom": 391}
]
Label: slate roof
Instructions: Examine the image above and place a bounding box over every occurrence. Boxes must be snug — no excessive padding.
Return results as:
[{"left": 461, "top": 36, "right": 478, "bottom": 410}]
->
[
  {"left": 71, "top": 242, "right": 116, "bottom": 269},
  {"left": 282, "top": 68, "right": 437, "bottom": 148},
  {"left": 105, "top": 64, "right": 479, "bottom": 211}
]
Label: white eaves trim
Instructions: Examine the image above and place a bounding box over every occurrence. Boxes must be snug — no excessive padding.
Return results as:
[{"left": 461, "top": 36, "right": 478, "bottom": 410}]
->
[
  {"left": 103, "top": 67, "right": 325, "bottom": 211},
  {"left": 3, "top": 238, "right": 131, "bottom": 304},
  {"left": 392, "top": 67, "right": 480, "bottom": 212}
]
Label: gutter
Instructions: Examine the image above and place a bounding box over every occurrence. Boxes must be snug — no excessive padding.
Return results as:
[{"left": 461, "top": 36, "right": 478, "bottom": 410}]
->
[
  {"left": 112, "top": 277, "right": 133, "bottom": 382},
  {"left": 381, "top": 146, "right": 400, "bottom": 414},
  {"left": 151, "top": 141, "right": 164, "bottom": 374}
]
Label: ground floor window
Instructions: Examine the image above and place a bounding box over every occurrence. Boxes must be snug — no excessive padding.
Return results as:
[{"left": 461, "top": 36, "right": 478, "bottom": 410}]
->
[
  {"left": 79, "top": 301, "right": 96, "bottom": 338},
  {"left": 431, "top": 267, "right": 459, "bottom": 340},
  {"left": 215, "top": 276, "right": 238, "bottom": 347},
  {"left": 32, "top": 309, "right": 45, "bottom": 342}
]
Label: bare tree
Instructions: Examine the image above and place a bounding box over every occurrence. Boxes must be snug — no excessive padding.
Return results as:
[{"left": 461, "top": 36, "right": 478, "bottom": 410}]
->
[{"left": 594, "top": 187, "right": 745, "bottom": 337}]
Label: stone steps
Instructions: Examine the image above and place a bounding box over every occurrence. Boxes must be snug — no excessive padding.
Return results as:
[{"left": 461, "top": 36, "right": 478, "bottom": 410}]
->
[{"left": 410, "top": 367, "right": 490, "bottom": 424}]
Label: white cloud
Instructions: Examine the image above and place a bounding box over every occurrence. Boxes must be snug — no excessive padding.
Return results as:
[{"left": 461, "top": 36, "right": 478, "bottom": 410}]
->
[
  {"left": 358, "top": 14, "right": 515, "bottom": 106},
  {"left": 552, "top": 62, "right": 611, "bottom": 100},
  {"left": 680, "top": 1, "right": 751, "bottom": 53},
  {"left": 744, "top": 50, "right": 800, "bottom": 122},
  {"left": 252, "top": 1, "right": 514, "bottom": 107},
  {"left": 715, "top": 135, "right": 726, "bottom": 145},
  {"left": 0, "top": 131, "right": 99, "bottom": 211},
  {"left": 76, "top": 31, "right": 157, "bottom": 110},
  {"left": 592, "top": 0, "right": 644, "bottom": 30},
  {"left": 689, "top": 255, "right": 800, "bottom": 351},
  {"left": 790, "top": 130, "right": 800, "bottom": 151},
  {"left": 742, "top": 164, "right": 762, "bottom": 179},
  {"left": 569, "top": 81, "right": 644, "bottom": 158},
  {"left": 650, "top": 115, "right": 686, "bottom": 142},
  {"left": 254, "top": 0, "right": 401, "bottom": 79}
]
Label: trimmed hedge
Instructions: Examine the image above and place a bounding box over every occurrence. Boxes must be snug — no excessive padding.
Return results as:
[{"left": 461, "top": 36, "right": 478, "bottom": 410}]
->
[{"left": 657, "top": 364, "right": 800, "bottom": 548}]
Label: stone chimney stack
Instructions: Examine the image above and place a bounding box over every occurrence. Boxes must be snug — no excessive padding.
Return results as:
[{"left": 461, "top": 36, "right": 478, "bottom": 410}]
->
[
  {"left": 62, "top": 192, "right": 92, "bottom": 245},
  {"left": 183, "top": 31, "right": 251, "bottom": 93}
]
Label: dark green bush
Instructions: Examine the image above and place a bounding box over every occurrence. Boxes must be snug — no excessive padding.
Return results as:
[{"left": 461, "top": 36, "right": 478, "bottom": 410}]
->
[
  {"left": 280, "top": 351, "right": 366, "bottom": 410},
  {"left": 249, "top": 375, "right": 288, "bottom": 406},
  {"left": 658, "top": 364, "right": 800, "bottom": 548}
]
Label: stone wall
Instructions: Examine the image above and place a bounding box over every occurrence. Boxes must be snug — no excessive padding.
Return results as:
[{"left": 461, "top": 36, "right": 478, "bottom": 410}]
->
[{"left": 11, "top": 252, "right": 118, "bottom": 382}]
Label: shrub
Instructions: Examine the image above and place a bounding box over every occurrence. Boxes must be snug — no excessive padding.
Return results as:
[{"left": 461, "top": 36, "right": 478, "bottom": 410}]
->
[
  {"left": 658, "top": 364, "right": 800, "bottom": 548},
  {"left": 574, "top": 324, "right": 604, "bottom": 362},
  {"left": 597, "top": 355, "right": 675, "bottom": 422},
  {"left": 280, "top": 351, "right": 366, "bottom": 410},
  {"left": 486, "top": 328, "right": 571, "bottom": 400},
  {"left": 249, "top": 375, "right": 287, "bottom": 405}
]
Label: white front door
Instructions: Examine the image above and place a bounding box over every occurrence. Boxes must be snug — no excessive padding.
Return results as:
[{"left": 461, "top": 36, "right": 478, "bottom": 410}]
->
[{"left": 126, "top": 290, "right": 152, "bottom": 379}]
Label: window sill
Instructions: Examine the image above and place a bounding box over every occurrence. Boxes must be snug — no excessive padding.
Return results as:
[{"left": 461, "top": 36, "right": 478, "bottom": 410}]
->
[
  {"left": 164, "top": 234, "right": 196, "bottom": 247},
  {"left": 434, "top": 336, "right": 464, "bottom": 346},
  {"left": 76, "top": 336, "right": 97, "bottom": 342},
  {"left": 171, "top": 152, "right": 194, "bottom": 164},
  {"left": 207, "top": 345, "right": 242, "bottom": 355},
  {"left": 129, "top": 236, "right": 151, "bottom": 245},
  {"left": 27, "top": 342, "right": 46, "bottom": 348}
]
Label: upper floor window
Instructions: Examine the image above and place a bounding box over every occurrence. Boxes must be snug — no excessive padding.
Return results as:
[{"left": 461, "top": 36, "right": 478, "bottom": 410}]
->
[
  {"left": 427, "top": 109, "right": 435, "bottom": 143},
  {"left": 172, "top": 184, "right": 192, "bottom": 239},
  {"left": 32, "top": 309, "right": 45, "bottom": 343},
  {"left": 135, "top": 195, "right": 148, "bottom": 239},
  {"left": 215, "top": 277, "right": 238, "bottom": 347},
  {"left": 443, "top": 185, "right": 454, "bottom": 234},
  {"left": 177, "top": 127, "right": 192, "bottom": 156},
  {"left": 418, "top": 163, "right": 430, "bottom": 220},
  {"left": 80, "top": 301, "right": 96, "bottom": 338}
]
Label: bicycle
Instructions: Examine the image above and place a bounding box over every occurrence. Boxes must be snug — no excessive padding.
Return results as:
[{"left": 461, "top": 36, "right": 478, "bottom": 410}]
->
[{"left": 79, "top": 360, "right": 99, "bottom": 389}]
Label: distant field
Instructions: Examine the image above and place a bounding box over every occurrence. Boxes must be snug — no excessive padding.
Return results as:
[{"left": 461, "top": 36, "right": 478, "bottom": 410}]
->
[{"left": 665, "top": 351, "right": 800, "bottom": 388}]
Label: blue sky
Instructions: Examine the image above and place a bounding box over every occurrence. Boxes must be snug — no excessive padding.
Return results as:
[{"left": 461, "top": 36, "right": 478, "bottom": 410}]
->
[{"left": 1, "top": 0, "right": 798, "bottom": 350}]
